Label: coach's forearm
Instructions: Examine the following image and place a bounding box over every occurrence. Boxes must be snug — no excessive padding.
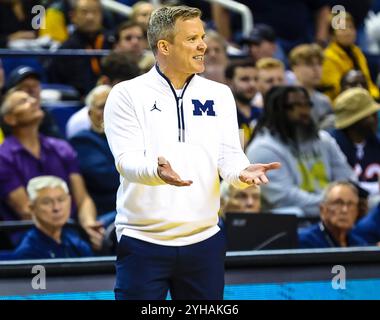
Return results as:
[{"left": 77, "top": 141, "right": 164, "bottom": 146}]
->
[{"left": 117, "top": 153, "right": 166, "bottom": 186}]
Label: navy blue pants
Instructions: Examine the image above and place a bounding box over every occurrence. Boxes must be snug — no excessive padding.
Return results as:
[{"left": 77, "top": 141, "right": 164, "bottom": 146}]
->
[{"left": 114, "top": 230, "right": 226, "bottom": 300}]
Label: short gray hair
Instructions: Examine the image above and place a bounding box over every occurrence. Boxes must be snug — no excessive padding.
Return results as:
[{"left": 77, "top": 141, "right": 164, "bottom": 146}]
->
[
  {"left": 147, "top": 5, "right": 201, "bottom": 55},
  {"left": 85, "top": 84, "right": 112, "bottom": 109},
  {"left": 322, "top": 181, "right": 358, "bottom": 203},
  {"left": 27, "top": 176, "right": 69, "bottom": 202}
]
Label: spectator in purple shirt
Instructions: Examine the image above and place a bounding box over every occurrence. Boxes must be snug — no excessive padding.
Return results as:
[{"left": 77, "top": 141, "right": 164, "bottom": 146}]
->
[
  {"left": 3, "top": 65, "right": 62, "bottom": 139},
  {"left": 0, "top": 90, "right": 104, "bottom": 251}
]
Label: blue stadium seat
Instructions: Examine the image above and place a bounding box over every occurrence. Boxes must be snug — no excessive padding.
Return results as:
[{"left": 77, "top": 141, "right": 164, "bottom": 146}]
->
[
  {"left": 43, "top": 101, "right": 84, "bottom": 138},
  {"left": 2, "top": 57, "right": 46, "bottom": 82},
  {"left": 0, "top": 251, "right": 14, "bottom": 261}
]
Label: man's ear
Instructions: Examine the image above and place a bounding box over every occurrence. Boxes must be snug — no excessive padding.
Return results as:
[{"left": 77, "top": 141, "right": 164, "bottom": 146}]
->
[
  {"left": 3, "top": 113, "right": 16, "bottom": 127},
  {"left": 157, "top": 40, "right": 170, "bottom": 56}
]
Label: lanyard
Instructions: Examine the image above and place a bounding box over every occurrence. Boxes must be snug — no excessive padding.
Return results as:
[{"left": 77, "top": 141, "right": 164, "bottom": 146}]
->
[{"left": 319, "top": 222, "right": 339, "bottom": 247}]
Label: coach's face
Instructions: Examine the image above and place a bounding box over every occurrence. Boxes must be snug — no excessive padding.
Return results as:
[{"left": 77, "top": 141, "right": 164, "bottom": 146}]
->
[{"left": 168, "top": 17, "right": 207, "bottom": 76}]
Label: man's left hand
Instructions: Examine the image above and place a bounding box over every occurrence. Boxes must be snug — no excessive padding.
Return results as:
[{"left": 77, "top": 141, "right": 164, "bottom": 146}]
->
[{"left": 239, "top": 162, "right": 281, "bottom": 185}]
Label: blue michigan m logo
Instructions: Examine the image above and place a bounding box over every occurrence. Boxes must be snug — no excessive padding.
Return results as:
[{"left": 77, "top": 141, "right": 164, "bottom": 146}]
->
[{"left": 192, "top": 99, "right": 216, "bottom": 116}]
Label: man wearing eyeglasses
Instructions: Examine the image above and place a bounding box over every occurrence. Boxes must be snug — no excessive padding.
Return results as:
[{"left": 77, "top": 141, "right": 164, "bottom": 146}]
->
[
  {"left": 47, "top": 0, "right": 114, "bottom": 97},
  {"left": 298, "top": 181, "right": 368, "bottom": 248},
  {"left": 12, "top": 176, "right": 93, "bottom": 259}
]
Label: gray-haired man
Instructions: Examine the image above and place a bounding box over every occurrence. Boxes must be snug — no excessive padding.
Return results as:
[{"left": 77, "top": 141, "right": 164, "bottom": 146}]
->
[{"left": 105, "top": 5, "right": 280, "bottom": 300}]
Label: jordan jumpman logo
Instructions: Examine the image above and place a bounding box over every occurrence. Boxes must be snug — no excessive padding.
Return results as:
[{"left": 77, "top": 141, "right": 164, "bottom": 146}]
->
[{"left": 150, "top": 101, "right": 162, "bottom": 112}]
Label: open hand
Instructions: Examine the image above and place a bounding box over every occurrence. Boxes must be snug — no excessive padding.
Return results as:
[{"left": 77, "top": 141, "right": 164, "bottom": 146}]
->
[
  {"left": 157, "top": 156, "right": 193, "bottom": 187},
  {"left": 239, "top": 162, "right": 281, "bottom": 185}
]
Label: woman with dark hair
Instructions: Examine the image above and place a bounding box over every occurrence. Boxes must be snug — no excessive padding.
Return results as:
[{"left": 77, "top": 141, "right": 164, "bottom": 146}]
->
[{"left": 321, "top": 12, "right": 379, "bottom": 100}]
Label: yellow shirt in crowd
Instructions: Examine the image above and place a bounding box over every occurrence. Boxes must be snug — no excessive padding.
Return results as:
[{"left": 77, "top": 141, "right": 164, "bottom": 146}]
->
[
  {"left": 0, "top": 128, "right": 4, "bottom": 144},
  {"left": 321, "top": 41, "right": 380, "bottom": 101},
  {"left": 39, "top": 7, "right": 68, "bottom": 43}
]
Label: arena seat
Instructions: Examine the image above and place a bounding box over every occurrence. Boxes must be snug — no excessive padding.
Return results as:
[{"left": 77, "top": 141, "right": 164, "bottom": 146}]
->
[
  {"left": 1, "top": 57, "right": 46, "bottom": 82},
  {"left": 43, "top": 101, "right": 84, "bottom": 138}
]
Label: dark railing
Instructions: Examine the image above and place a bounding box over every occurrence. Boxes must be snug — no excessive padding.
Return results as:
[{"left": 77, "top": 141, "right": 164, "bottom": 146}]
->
[
  {"left": 1, "top": 247, "right": 380, "bottom": 277},
  {"left": 0, "top": 49, "right": 110, "bottom": 58}
]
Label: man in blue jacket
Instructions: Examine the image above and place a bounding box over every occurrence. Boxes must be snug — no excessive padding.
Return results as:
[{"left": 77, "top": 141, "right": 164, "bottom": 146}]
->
[
  {"left": 298, "top": 181, "right": 367, "bottom": 248},
  {"left": 13, "top": 175, "right": 93, "bottom": 259}
]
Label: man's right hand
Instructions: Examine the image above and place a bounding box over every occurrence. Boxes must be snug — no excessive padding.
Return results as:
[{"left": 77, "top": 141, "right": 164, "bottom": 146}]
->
[
  {"left": 157, "top": 156, "right": 193, "bottom": 187},
  {"left": 82, "top": 220, "right": 105, "bottom": 251}
]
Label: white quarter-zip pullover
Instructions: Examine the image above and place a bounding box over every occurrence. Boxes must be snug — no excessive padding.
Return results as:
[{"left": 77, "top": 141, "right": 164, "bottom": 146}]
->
[{"left": 104, "top": 65, "right": 250, "bottom": 246}]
